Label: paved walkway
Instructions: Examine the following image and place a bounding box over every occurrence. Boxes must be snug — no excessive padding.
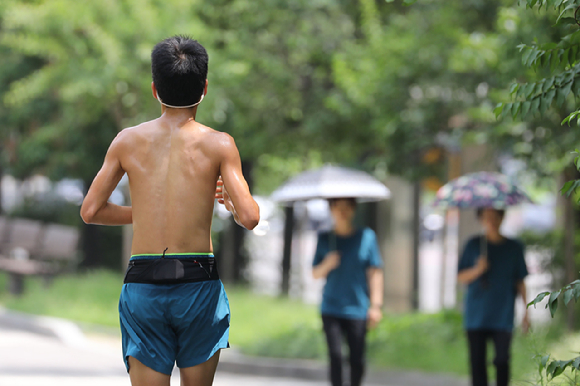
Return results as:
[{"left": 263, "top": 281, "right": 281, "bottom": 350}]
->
[
  {"left": 0, "top": 309, "right": 467, "bottom": 386},
  {"left": 0, "top": 328, "right": 375, "bottom": 386}
]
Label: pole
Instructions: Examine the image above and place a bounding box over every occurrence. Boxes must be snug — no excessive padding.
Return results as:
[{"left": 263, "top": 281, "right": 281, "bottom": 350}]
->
[
  {"left": 281, "top": 204, "right": 294, "bottom": 296},
  {"left": 412, "top": 182, "right": 421, "bottom": 310}
]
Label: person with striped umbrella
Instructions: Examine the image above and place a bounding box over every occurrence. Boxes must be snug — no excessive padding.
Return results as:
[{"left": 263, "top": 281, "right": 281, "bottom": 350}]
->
[{"left": 433, "top": 172, "right": 533, "bottom": 386}]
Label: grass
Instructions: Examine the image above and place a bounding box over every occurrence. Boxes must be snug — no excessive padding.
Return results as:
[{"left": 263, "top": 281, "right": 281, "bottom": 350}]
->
[
  {"left": 0, "top": 270, "right": 562, "bottom": 380},
  {"left": 0, "top": 270, "right": 320, "bottom": 348},
  {"left": 0, "top": 270, "right": 122, "bottom": 327}
]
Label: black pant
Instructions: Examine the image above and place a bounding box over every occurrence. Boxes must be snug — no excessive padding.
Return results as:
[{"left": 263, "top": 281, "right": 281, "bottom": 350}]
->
[
  {"left": 322, "top": 315, "right": 367, "bottom": 386},
  {"left": 466, "top": 329, "right": 512, "bottom": 386}
]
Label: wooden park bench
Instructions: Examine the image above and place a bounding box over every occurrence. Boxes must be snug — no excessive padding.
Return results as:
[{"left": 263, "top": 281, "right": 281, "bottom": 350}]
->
[{"left": 0, "top": 217, "right": 80, "bottom": 295}]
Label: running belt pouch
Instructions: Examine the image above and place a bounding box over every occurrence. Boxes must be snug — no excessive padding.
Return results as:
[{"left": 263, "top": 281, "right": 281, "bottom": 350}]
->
[{"left": 124, "top": 258, "right": 219, "bottom": 284}]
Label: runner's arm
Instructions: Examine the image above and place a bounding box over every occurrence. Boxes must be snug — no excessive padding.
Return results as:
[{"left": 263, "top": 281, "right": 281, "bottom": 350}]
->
[
  {"left": 80, "top": 134, "right": 132, "bottom": 225},
  {"left": 218, "top": 134, "right": 260, "bottom": 230}
]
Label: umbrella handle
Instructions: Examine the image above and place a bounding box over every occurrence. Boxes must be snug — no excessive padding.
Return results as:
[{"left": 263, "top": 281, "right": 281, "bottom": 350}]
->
[
  {"left": 330, "top": 231, "right": 337, "bottom": 252},
  {"left": 481, "top": 232, "right": 489, "bottom": 288}
]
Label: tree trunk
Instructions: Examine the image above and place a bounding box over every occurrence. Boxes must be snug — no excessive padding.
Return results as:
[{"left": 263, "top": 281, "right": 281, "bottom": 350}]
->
[
  {"left": 80, "top": 223, "right": 102, "bottom": 268},
  {"left": 0, "top": 161, "right": 3, "bottom": 215},
  {"left": 563, "top": 167, "right": 578, "bottom": 330},
  {"left": 281, "top": 205, "right": 295, "bottom": 296},
  {"left": 412, "top": 182, "right": 421, "bottom": 310}
]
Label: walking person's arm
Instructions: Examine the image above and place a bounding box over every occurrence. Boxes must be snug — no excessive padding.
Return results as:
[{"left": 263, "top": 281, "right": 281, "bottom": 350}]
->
[
  {"left": 367, "top": 267, "right": 384, "bottom": 328},
  {"left": 312, "top": 251, "right": 341, "bottom": 279},
  {"left": 81, "top": 133, "right": 132, "bottom": 225},
  {"left": 517, "top": 280, "right": 530, "bottom": 333},
  {"left": 215, "top": 134, "right": 260, "bottom": 230},
  {"left": 457, "top": 256, "right": 488, "bottom": 285}
]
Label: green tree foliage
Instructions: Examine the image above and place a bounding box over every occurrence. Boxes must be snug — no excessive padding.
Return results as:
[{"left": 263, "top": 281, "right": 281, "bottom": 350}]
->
[
  {"left": 0, "top": 0, "right": 534, "bottom": 187},
  {"left": 492, "top": 0, "right": 580, "bottom": 176},
  {"left": 0, "top": 0, "right": 209, "bottom": 181}
]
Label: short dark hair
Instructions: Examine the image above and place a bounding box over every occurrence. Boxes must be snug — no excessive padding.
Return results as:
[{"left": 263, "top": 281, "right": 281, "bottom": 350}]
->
[
  {"left": 151, "top": 35, "right": 208, "bottom": 107},
  {"left": 328, "top": 198, "right": 357, "bottom": 208},
  {"left": 476, "top": 207, "right": 505, "bottom": 220}
]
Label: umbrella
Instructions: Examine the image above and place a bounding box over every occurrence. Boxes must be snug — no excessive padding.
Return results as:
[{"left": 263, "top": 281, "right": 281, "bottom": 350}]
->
[
  {"left": 432, "top": 171, "right": 533, "bottom": 209},
  {"left": 432, "top": 171, "right": 533, "bottom": 287},
  {"left": 271, "top": 165, "right": 390, "bottom": 203}
]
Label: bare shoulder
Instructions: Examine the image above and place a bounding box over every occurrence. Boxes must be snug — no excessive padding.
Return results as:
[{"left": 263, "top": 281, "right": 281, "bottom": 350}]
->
[
  {"left": 112, "top": 120, "right": 158, "bottom": 147},
  {"left": 199, "top": 125, "right": 239, "bottom": 156},
  {"left": 106, "top": 120, "right": 159, "bottom": 162}
]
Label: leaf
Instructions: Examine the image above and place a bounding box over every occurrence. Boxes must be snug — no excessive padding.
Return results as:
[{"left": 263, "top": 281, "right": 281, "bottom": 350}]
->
[
  {"left": 573, "top": 281, "right": 580, "bottom": 300},
  {"left": 548, "top": 290, "right": 561, "bottom": 317},
  {"left": 512, "top": 102, "right": 522, "bottom": 118},
  {"left": 562, "top": 110, "right": 580, "bottom": 125},
  {"left": 557, "top": 4, "right": 577, "bottom": 24},
  {"left": 556, "top": 17, "right": 577, "bottom": 26},
  {"left": 509, "top": 83, "right": 519, "bottom": 96},
  {"left": 547, "top": 360, "right": 559, "bottom": 378},
  {"left": 562, "top": 48, "right": 570, "bottom": 67},
  {"left": 572, "top": 356, "right": 580, "bottom": 370},
  {"left": 501, "top": 103, "right": 513, "bottom": 119},
  {"left": 564, "top": 288, "right": 574, "bottom": 305},
  {"left": 521, "top": 101, "right": 532, "bottom": 118},
  {"left": 494, "top": 103, "right": 504, "bottom": 119},
  {"left": 542, "top": 77, "right": 555, "bottom": 93},
  {"left": 522, "top": 48, "right": 534, "bottom": 66},
  {"left": 528, "top": 291, "right": 551, "bottom": 308},
  {"left": 530, "top": 97, "right": 541, "bottom": 116},
  {"left": 551, "top": 361, "right": 567, "bottom": 378},
  {"left": 565, "top": 180, "right": 580, "bottom": 197},
  {"left": 562, "top": 180, "right": 575, "bottom": 194},
  {"left": 545, "top": 88, "right": 556, "bottom": 106},
  {"left": 556, "top": 81, "right": 573, "bottom": 107},
  {"left": 540, "top": 93, "right": 550, "bottom": 115},
  {"left": 524, "top": 82, "right": 536, "bottom": 98},
  {"left": 550, "top": 50, "right": 560, "bottom": 72},
  {"left": 541, "top": 354, "right": 551, "bottom": 368}
]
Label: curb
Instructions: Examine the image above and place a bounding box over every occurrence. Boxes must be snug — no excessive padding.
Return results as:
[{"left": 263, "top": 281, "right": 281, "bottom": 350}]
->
[{"left": 219, "top": 350, "right": 467, "bottom": 386}]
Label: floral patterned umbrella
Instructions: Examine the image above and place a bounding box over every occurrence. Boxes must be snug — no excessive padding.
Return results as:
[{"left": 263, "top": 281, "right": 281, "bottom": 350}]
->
[
  {"left": 433, "top": 172, "right": 533, "bottom": 282},
  {"left": 432, "top": 172, "right": 533, "bottom": 209}
]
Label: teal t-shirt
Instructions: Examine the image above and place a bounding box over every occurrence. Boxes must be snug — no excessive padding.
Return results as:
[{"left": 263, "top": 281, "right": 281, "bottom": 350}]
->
[
  {"left": 312, "top": 227, "right": 383, "bottom": 320},
  {"left": 458, "top": 236, "right": 528, "bottom": 332}
]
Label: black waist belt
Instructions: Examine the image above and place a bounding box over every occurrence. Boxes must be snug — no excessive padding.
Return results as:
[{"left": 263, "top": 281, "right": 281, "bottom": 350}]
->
[{"left": 124, "top": 257, "right": 219, "bottom": 284}]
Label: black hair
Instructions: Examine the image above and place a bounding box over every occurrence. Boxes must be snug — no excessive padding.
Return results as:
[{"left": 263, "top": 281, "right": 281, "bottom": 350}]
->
[
  {"left": 476, "top": 207, "right": 505, "bottom": 220},
  {"left": 328, "top": 198, "right": 357, "bottom": 208},
  {"left": 151, "top": 35, "right": 208, "bottom": 107}
]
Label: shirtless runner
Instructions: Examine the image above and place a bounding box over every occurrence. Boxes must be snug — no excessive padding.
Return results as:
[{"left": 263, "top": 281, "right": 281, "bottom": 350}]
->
[{"left": 80, "top": 35, "right": 260, "bottom": 386}]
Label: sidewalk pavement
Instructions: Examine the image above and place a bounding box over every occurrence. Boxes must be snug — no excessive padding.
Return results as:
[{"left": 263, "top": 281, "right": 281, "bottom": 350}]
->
[{"left": 0, "top": 307, "right": 467, "bottom": 386}]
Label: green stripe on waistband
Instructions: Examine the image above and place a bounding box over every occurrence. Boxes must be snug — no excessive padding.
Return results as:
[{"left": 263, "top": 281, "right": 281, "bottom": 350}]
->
[{"left": 131, "top": 252, "right": 214, "bottom": 258}]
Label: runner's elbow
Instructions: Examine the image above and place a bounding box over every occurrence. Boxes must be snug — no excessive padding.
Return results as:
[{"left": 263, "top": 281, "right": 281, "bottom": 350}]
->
[
  {"left": 239, "top": 207, "right": 260, "bottom": 230},
  {"left": 80, "top": 201, "right": 98, "bottom": 224},
  {"left": 241, "top": 213, "right": 260, "bottom": 230}
]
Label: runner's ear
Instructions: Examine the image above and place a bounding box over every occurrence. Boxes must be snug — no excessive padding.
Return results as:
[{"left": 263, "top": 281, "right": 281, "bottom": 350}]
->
[{"left": 151, "top": 82, "right": 157, "bottom": 100}]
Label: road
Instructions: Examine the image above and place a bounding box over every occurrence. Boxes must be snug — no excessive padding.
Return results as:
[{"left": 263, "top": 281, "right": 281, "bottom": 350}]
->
[{"left": 0, "top": 327, "right": 338, "bottom": 386}]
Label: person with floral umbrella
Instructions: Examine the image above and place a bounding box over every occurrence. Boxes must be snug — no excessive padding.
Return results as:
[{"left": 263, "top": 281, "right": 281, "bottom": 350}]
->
[{"left": 434, "top": 172, "right": 532, "bottom": 386}]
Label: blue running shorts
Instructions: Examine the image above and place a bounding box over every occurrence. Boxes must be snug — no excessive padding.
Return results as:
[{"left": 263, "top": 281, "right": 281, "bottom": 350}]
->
[{"left": 118, "top": 253, "right": 230, "bottom": 375}]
